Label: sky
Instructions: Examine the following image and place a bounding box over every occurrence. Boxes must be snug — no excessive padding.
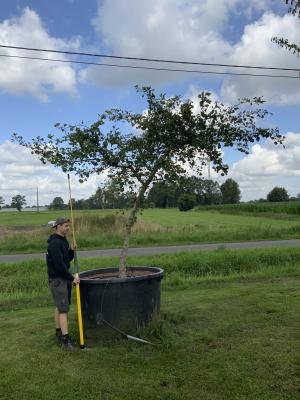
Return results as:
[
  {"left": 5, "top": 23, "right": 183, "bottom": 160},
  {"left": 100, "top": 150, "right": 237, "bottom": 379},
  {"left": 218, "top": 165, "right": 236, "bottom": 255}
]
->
[{"left": 0, "top": 0, "right": 299, "bottom": 206}]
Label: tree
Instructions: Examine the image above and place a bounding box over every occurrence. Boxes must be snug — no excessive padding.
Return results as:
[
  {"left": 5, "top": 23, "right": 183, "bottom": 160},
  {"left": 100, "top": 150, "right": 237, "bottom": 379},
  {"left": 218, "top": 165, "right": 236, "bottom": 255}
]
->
[
  {"left": 74, "top": 198, "right": 89, "bottom": 210},
  {"left": 11, "top": 194, "right": 26, "bottom": 212},
  {"left": 147, "top": 182, "right": 179, "bottom": 208},
  {"left": 0, "top": 196, "right": 4, "bottom": 209},
  {"left": 179, "top": 176, "right": 222, "bottom": 205},
  {"left": 271, "top": 1, "right": 300, "bottom": 56},
  {"left": 102, "top": 180, "right": 133, "bottom": 209},
  {"left": 220, "top": 179, "right": 241, "bottom": 204},
  {"left": 201, "top": 180, "right": 222, "bottom": 205},
  {"left": 13, "top": 86, "right": 283, "bottom": 277},
  {"left": 49, "top": 197, "right": 65, "bottom": 210},
  {"left": 178, "top": 194, "right": 196, "bottom": 211},
  {"left": 267, "top": 186, "right": 289, "bottom": 202}
]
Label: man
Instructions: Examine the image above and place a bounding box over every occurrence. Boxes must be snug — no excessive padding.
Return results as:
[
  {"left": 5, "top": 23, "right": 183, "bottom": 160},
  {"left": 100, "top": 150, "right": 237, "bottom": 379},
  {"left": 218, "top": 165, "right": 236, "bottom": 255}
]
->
[{"left": 46, "top": 217, "right": 80, "bottom": 351}]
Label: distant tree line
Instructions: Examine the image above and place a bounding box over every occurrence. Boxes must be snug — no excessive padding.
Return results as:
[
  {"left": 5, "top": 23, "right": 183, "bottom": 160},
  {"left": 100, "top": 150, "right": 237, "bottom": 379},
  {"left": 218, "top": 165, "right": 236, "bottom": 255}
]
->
[
  {"left": 1, "top": 182, "right": 298, "bottom": 213},
  {"left": 46, "top": 180, "right": 300, "bottom": 212},
  {"left": 47, "top": 177, "right": 241, "bottom": 212},
  {"left": 148, "top": 177, "right": 241, "bottom": 211},
  {"left": 0, "top": 195, "right": 26, "bottom": 212}
]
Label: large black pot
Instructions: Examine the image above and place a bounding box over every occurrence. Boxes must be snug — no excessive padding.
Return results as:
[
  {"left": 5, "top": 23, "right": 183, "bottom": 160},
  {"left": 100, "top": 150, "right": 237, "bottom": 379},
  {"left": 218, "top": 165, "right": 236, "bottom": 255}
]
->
[{"left": 79, "top": 266, "right": 164, "bottom": 338}]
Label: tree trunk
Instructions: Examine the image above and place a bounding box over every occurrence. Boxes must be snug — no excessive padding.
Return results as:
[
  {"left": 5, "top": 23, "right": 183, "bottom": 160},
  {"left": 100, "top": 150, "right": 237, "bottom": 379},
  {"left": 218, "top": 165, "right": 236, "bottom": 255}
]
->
[
  {"left": 118, "top": 201, "right": 139, "bottom": 277},
  {"left": 118, "top": 166, "right": 161, "bottom": 277}
]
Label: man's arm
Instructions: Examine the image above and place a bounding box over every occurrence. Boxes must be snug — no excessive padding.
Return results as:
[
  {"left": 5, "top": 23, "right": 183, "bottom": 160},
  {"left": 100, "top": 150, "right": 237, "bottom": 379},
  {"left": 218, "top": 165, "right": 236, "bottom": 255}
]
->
[
  {"left": 68, "top": 240, "right": 77, "bottom": 261},
  {"left": 48, "top": 241, "right": 74, "bottom": 281},
  {"left": 68, "top": 248, "right": 74, "bottom": 262}
]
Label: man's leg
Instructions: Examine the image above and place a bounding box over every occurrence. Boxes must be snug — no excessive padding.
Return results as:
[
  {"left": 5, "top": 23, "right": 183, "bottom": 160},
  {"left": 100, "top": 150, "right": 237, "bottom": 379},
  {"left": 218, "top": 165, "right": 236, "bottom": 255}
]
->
[
  {"left": 49, "top": 278, "right": 76, "bottom": 350},
  {"left": 58, "top": 312, "right": 69, "bottom": 336},
  {"left": 55, "top": 308, "right": 62, "bottom": 342},
  {"left": 55, "top": 308, "right": 60, "bottom": 329},
  {"left": 59, "top": 313, "right": 76, "bottom": 351}
]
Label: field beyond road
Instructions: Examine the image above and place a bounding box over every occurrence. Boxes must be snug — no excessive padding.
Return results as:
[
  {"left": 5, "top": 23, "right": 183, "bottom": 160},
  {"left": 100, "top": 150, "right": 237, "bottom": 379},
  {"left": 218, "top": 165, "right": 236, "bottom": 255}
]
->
[
  {"left": 1, "top": 247, "right": 300, "bottom": 399},
  {"left": 0, "top": 206, "right": 300, "bottom": 255}
]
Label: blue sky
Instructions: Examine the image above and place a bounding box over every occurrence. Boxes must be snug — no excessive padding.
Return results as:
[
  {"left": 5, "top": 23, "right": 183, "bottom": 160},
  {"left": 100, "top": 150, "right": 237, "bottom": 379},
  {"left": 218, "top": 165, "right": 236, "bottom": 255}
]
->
[{"left": 0, "top": 0, "right": 299, "bottom": 205}]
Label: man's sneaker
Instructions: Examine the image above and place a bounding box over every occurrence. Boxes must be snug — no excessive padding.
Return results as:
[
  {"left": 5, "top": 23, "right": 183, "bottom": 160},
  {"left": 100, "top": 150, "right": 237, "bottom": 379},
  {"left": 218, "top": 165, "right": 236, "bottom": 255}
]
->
[
  {"left": 61, "top": 335, "right": 77, "bottom": 351},
  {"left": 55, "top": 329, "right": 62, "bottom": 344}
]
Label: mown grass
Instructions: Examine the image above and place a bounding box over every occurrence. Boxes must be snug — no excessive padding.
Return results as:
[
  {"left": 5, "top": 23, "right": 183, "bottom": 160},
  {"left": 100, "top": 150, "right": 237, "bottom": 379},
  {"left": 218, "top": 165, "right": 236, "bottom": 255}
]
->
[
  {"left": 0, "top": 248, "right": 300, "bottom": 399},
  {"left": 1, "top": 208, "right": 300, "bottom": 254}
]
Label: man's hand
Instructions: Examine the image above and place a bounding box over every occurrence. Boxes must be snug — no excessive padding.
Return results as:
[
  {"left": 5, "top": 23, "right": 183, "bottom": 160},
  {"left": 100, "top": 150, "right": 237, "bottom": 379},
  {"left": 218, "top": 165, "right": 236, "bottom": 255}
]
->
[
  {"left": 71, "top": 240, "right": 77, "bottom": 250},
  {"left": 73, "top": 274, "right": 80, "bottom": 285}
]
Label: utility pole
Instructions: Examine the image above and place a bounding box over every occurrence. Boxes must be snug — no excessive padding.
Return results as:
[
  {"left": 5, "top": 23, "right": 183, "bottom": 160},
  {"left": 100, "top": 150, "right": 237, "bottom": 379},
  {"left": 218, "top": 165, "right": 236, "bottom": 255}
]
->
[{"left": 37, "top": 186, "right": 39, "bottom": 213}]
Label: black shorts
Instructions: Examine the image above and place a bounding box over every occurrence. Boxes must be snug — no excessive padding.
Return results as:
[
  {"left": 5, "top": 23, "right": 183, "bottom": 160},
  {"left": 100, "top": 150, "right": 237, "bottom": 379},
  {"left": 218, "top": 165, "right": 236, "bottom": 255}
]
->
[{"left": 48, "top": 278, "right": 72, "bottom": 313}]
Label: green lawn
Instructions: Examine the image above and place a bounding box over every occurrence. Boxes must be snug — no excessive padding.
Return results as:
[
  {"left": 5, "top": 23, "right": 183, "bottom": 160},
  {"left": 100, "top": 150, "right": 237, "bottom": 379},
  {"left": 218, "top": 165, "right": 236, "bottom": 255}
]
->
[
  {"left": 1, "top": 248, "right": 300, "bottom": 399},
  {"left": 0, "top": 209, "right": 113, "bottom": 226},
  {"left": 0, "top": 208, "right": 300, "bottom": 255}
]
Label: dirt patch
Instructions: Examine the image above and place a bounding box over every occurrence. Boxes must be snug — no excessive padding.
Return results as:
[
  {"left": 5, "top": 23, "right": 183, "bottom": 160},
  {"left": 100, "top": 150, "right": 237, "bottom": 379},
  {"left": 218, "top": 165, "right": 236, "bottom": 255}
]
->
[{"left": 82, "top": 269, "right": 157, "bottom": 280}]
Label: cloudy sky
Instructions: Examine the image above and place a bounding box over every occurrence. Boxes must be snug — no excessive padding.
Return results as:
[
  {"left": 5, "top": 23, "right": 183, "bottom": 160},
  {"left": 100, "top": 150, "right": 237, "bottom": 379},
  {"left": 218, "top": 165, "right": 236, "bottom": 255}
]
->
[{"left": 0, "top": 0, "right": 299, "bottom": 205}]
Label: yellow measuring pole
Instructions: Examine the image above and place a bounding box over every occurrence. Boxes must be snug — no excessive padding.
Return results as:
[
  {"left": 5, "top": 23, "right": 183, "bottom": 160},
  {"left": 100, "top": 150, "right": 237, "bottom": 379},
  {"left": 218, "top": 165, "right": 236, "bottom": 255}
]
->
[{"left": 67, "top": 174, "right": 85, "bottom": 349}]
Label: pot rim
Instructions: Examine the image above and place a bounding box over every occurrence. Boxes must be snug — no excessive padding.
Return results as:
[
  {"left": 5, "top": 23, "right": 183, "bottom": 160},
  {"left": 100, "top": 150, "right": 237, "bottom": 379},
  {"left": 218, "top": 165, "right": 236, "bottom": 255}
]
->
[{"left": 79, "top": 266, "right": 164, "bottom": 284}]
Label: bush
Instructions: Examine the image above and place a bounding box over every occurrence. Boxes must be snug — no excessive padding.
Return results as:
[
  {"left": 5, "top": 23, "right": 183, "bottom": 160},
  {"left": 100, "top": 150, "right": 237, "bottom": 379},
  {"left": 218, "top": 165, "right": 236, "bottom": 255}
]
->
[{"left": 178, "top": 194, "right": 196, "bottom": 211}]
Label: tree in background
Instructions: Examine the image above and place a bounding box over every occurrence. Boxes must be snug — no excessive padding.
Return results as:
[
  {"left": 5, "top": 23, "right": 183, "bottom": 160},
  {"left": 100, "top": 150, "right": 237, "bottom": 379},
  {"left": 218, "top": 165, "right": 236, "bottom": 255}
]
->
[
  {"left": 74, "top": 198, "right": 90, "bottom": 210},
  {"left": 102, "top": 180, "right": 134, "bottom": 209},
  {"left": 267, "top": 187, "right": 289, "bottom": 202},
  {"left": 49, "top": 196, "right": 65, "bottom": 210},
  {"left": 178, "top": 194, "right": 196, "bottom": 211},
  {"left": 11, "top": 194, "right": 26, "bottom": 212},
  {"left": 0, "top": 196, "right": 4, "bottom": 209},
  {"left": 14, "top": 86, "right": 283, "bottom": 277},
  {"left": 271, "top": 1, "right": 300, "bottom": 55},
  {"left": 179, "top": 176, "right": 222, "bottom": 205},
  {"left": 147, "top": 182, "right": 179, "bottom": 208},
  {"left": 83, "top": 184, "right": 133, "bottom": 210},
  {"left": 220, "top": 179, "right": 241, "bottom": 204}
]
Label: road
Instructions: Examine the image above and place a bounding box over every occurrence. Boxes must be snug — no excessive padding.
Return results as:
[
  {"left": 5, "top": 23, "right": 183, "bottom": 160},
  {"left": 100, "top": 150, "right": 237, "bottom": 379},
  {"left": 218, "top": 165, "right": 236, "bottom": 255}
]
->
[{"left": 0, "top": 239, "right": 300, "bottom": 263}]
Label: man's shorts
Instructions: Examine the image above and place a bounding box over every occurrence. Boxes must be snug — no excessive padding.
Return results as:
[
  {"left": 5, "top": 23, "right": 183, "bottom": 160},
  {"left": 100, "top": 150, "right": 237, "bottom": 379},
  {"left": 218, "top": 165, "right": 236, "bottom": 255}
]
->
[{"left": 48, "top": 278, "right": 72, "bottom": 313}]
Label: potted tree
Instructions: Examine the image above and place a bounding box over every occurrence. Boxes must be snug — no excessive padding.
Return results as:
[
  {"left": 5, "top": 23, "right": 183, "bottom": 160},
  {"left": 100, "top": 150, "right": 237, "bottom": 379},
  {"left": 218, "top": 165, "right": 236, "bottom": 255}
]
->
[{"left": 13, "top": 86, "right": 283, "bottom": 334}]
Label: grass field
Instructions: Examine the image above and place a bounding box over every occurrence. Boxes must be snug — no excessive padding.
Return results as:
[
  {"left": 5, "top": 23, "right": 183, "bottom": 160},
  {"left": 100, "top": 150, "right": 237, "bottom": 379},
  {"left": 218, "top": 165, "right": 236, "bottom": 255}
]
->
[
  {"left": 1, "top": 247, "right": 300, "bottom": 399},
  {"left": 0, "top": 208, "right": 300, "bottom": 255},
  {"left": 198, "top": 201, "right": 300, "bottom": 217}
]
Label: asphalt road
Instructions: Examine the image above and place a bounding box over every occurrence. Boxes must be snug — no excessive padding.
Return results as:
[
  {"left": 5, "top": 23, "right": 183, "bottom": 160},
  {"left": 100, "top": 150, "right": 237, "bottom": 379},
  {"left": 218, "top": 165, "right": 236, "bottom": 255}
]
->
[{"left": 1, "top": 239, "right": 300, "bottom": 263}]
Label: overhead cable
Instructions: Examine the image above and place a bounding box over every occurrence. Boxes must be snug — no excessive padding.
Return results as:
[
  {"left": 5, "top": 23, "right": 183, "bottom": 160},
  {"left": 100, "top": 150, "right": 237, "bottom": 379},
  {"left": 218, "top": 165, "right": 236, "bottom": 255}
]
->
[
  {"left": 0, "top": 44, "right": 299, "bottom": 73},
  {"left": 0, "top": 53, "right": 299, "bottom": 79}
]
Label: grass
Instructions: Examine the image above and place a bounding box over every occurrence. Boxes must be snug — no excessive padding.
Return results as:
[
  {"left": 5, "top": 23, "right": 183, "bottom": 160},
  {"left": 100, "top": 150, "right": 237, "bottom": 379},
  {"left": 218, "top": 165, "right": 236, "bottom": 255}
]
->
[
  {"left": 0, "top": 247, "right": 300, "bottom": 399},
  {"left": 1, "top": 208, "right": 300, "bottom": 255},
  {"left": 197, "top": 201, "right": 300, "bottom": 217}
]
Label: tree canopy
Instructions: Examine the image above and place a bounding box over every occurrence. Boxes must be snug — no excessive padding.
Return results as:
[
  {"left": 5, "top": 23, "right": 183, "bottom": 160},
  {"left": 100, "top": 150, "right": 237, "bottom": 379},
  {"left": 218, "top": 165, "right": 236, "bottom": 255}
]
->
[
  {"left": 220, "top": 179, "right": 241, "bottom": 204},
  {"left": 49, "top": 196, "right": 65, "bottom": 210},
  {"left": 13, "top": 86, "right": 283, "bottom": 275},
  {"left": 267, "top": 186, "right": 289, "bottom": 202},
  {"left": 271, "top": 1, "right": 300, "bottom": 56},
  {"left": 11, "top": 194, "right": 26, "bottom": 212}
]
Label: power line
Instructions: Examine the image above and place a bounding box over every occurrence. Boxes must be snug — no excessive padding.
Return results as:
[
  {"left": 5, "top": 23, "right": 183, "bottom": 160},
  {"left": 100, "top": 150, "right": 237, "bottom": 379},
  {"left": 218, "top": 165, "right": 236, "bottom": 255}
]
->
[
  {"left": 0, "top": 44, "right": 300, "bottom": 73},
  {"left": 0, "top": 53, "right": 299, "bottom": 79}
]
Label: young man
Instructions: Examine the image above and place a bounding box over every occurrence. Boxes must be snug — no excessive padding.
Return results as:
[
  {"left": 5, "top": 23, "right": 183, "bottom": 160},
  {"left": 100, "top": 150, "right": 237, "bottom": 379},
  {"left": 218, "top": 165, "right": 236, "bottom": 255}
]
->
[{"left": 46, "top": 217, "right": 80, "bottom": 351}]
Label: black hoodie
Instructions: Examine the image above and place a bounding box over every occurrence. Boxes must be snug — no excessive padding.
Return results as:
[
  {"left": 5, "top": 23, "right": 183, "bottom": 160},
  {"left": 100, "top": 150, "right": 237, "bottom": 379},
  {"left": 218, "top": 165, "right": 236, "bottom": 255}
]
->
[{"left": 46, "top": 234, "right": 74, "bottom": 281}]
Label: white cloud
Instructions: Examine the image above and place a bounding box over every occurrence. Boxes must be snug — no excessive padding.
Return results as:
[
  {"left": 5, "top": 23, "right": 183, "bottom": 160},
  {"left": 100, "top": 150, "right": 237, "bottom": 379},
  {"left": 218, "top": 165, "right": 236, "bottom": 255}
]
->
[
  {"left": 81, "top": 1, "right": 300, "bottom": 106},
  {"left": 0, "top": 8, "right": 79, "bottom": 100},
  {"left": 225, "top": 132, "right": 300, "bottom": 200},
  {"left": 80, "top": 0, "right": 239, "bottom": 86},
  {"left": 0, "top": 141, "right": 106, "bottom": 206},
  {"left": 221, "top": 12, "right": 300, "bottom": 105}
]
